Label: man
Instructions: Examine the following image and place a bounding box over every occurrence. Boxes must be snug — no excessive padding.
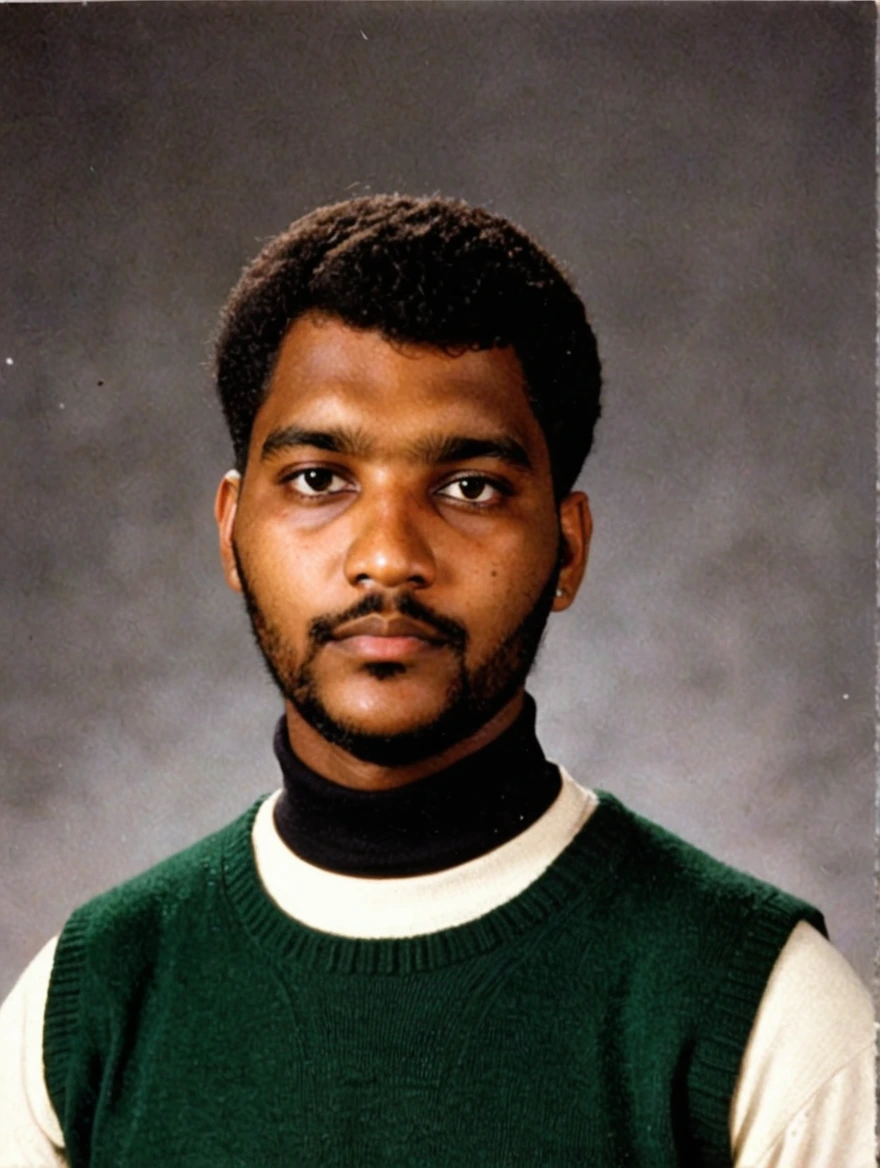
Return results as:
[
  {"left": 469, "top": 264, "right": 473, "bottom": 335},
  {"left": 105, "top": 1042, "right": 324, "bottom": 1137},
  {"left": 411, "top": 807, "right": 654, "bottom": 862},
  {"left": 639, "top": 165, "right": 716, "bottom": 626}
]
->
[{"left": 0, "top": 195, "right": 873, "bottom": 1166}]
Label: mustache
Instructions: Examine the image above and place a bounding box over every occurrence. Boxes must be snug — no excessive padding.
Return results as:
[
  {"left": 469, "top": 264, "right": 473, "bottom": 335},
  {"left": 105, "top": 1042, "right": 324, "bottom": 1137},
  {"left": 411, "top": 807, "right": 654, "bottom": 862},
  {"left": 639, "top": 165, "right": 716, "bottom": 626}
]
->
[{"left": 308, "top": 592, "right": 468, "bottom": 652}]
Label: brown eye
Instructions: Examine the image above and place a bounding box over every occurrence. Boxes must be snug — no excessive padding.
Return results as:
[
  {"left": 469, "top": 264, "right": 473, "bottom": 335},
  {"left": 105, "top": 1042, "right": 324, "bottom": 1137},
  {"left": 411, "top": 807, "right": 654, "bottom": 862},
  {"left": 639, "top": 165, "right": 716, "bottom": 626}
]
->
[
  {"left": 459, "top": 477, "right": 489, "bottom": 500},
  {"left": 302, "top": 468, "right": 334, "bottom": 492},
  {"left": 288, "top": 468, "right": 351, "bottom": 497},
  {"left": 437, "top": 476, "right": 504, "bottom": 505}
]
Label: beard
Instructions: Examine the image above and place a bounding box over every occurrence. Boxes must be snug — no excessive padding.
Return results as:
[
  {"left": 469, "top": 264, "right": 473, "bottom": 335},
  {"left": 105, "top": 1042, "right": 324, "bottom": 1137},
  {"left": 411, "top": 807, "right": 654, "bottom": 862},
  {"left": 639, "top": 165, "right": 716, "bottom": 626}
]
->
[{"left": 233, "top": 545, "right": 559, "bottom": 767}]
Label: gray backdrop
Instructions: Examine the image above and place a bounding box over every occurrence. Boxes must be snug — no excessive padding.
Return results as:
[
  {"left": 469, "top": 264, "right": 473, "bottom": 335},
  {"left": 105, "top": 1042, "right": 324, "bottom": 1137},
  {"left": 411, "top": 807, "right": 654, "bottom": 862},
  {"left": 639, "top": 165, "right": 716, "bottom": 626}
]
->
[{"left": 1, "top": 2, "right": 874, "bottom": 994}]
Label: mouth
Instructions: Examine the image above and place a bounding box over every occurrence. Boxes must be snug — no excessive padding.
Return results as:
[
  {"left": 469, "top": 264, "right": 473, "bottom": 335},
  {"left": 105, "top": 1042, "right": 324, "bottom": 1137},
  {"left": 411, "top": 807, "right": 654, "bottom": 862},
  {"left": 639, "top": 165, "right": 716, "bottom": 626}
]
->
[
  {"left": 329, "top": 615, "right": 448, "bottom": 662},
  {"left": 333, "top": 635, "right": 441, "bottom": 661}
]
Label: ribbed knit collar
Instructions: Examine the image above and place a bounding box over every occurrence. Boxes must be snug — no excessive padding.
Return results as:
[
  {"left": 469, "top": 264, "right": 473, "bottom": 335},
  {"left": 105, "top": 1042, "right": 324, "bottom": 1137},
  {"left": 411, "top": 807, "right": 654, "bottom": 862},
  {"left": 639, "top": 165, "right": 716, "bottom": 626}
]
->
[
  {"left": 224, "top": 789, "right": 628, "bottom": 975},
  {"left": 272, "top": 694, "right": 561, "bottom": 877}
]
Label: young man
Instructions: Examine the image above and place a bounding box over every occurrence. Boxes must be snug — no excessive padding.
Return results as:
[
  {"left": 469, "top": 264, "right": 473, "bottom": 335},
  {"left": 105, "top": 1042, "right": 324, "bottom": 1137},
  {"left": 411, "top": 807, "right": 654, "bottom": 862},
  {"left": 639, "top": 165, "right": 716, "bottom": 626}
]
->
[{"left": 0, "top": 195, "right": 873, "bottom": 1166}]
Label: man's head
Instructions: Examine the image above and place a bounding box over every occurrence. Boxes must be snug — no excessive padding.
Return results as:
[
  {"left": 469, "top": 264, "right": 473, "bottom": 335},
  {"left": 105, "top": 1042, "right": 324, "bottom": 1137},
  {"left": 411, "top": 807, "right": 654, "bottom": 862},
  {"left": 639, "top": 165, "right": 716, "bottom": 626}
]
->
[{"left": 213, "top": 195, "right": 600, "bottom": 780}]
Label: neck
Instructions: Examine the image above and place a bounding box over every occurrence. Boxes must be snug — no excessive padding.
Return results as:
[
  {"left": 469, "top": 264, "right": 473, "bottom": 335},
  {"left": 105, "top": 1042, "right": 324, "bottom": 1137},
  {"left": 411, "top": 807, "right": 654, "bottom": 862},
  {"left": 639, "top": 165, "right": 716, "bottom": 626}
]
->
[
  {"left": 283, "top": 690, "right": 526, "bottom": 791},
  {"left": 272, "top": 692, "right": 562, "bottom": 877}
]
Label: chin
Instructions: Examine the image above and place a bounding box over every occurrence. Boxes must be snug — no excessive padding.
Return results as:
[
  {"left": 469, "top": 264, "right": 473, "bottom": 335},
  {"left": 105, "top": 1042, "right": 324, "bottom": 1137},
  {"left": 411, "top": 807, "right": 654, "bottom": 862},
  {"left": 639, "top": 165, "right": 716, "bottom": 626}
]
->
[
  {"left": 288, "top": 663, "right": 482, "bottom": 767},
  {"left": 323, "top": 671, "right": 454, "bottom": 739}
]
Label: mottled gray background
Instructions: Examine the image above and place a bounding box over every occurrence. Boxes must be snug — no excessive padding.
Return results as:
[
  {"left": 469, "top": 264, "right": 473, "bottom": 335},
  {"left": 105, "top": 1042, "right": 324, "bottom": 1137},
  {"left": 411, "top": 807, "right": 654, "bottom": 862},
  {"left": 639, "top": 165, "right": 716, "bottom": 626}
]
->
[{"left": 0, "top": 2, "right": 874, "bottom": 995}]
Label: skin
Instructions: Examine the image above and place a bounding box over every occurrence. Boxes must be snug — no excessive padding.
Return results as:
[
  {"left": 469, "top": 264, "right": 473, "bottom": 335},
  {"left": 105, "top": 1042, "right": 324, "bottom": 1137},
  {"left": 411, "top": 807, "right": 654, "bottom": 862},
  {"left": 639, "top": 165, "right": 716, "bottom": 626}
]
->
[{"left": 216, "top": 313, "right": 591, "bottom": 791}]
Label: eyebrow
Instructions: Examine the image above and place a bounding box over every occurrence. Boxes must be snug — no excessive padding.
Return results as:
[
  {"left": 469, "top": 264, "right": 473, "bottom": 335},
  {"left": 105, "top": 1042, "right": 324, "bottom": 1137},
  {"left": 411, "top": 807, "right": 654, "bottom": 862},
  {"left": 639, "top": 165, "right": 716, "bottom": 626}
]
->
[
  {"left": 260, "top": 426, "right": 370, "bottom": 461},
  {"left": 261, "top": 425, "right": 533, "bottom": 471},
  {"left": 411, "top": 433, "right": 532, "bottom": 471}
]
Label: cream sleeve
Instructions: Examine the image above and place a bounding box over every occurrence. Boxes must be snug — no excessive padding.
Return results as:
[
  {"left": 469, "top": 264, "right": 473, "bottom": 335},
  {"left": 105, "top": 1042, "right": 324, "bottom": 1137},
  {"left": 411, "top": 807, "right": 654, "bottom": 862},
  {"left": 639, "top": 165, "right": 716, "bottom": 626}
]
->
[
  {"left": 0, "top": 937, "right": 66, "bottom": 1167},
  {"left": 730, "top": 920, "right": 875, "bottom": 1168}
]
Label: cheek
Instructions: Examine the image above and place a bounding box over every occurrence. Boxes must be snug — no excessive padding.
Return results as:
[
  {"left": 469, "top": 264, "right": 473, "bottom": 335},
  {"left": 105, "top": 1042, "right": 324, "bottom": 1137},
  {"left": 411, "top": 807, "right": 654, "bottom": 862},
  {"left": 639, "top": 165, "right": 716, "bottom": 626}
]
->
[
  {"left": 238, "top": 499, "right": 347, "bottom": 589},
  {"left": 481, "top": 516, "right": 558, "bottom": 590},
  {"left": 236, "top": 526, "right": 320, "bottom": 629},
  {"left": 458, "top": 544, "right": 556, "bottom": 645}
]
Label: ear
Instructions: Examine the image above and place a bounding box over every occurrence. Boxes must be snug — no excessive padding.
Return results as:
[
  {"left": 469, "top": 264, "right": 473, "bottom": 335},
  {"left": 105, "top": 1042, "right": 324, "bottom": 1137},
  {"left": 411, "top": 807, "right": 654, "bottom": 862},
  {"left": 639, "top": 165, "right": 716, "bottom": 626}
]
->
[
  {"left": 214, "top": 470, "right": 243, "bottom": 593},
  {"left": 552, "top": 491, "right": 592, "bottom": 611}
]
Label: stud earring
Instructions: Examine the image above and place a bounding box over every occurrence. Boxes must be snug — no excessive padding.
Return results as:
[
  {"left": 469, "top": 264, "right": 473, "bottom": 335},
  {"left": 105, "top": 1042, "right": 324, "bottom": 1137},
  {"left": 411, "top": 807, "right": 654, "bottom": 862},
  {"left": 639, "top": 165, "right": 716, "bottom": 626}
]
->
[{"left": 555, "top": 587, "right": 565, "bottom": 598}]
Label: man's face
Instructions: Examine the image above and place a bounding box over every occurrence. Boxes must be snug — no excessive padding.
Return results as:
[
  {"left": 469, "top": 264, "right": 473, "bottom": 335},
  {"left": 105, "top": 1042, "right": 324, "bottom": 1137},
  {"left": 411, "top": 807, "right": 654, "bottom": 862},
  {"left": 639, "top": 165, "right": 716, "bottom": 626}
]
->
[{"left": 216, "top": 314, "right": 589, "bottom": 767}]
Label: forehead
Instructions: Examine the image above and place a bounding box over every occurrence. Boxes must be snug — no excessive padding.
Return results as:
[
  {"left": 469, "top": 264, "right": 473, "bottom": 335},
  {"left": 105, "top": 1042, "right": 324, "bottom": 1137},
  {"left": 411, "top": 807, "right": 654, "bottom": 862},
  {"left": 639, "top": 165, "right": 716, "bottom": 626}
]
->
[{"left": 252, "top": 314, "right": 544, "bottom": 452}]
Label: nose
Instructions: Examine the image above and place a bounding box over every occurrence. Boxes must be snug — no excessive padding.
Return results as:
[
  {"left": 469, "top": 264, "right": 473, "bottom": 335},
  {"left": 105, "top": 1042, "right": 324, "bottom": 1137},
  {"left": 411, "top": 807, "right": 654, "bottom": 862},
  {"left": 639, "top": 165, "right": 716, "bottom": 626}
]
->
[{"left": 344, "top": 492, "right": 436, "bottom": 591}]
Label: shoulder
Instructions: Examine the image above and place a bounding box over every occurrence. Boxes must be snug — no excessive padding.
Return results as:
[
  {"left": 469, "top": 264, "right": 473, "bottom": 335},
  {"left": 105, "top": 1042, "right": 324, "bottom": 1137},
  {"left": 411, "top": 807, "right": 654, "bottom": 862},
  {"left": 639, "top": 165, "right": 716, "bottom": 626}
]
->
[
  {"left": 43, "top": 801, "right": 265, "bottom": 1123},
  {"left": 69, "top": 798, "right": 255, "bottom": 915},
  {"left": 49, "top": 800, "right": 263, "bottom": 999},
  {"left": 581, "top": 794, "right": 838, "bottom": 1158},
  {"left": 0, "top": 937, "right": 65, "bottom": 1163},
  {"left": 592, "top": 790, "right": 825, "bottom": 935},
  {"left": 732, "top": 920, "right": 874, "bottom": 1164}
]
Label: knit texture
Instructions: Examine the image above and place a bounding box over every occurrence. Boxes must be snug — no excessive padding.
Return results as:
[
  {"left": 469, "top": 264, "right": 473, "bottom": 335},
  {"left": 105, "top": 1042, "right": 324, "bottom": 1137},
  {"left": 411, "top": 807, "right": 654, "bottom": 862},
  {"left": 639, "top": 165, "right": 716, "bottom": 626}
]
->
[{"left": 44, "top": 793, "right": 824, "bottom": 1168}]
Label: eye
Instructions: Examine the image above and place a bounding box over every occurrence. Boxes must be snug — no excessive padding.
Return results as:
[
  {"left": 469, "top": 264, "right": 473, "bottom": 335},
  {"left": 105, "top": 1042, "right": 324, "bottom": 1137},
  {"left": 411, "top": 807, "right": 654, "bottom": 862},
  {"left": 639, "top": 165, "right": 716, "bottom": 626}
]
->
[
  {"left": 285, "top": 467, "right": 353, "bottom": 497},
  {"left": 436, "top": 475, "right": 506, "bottom": 505}
]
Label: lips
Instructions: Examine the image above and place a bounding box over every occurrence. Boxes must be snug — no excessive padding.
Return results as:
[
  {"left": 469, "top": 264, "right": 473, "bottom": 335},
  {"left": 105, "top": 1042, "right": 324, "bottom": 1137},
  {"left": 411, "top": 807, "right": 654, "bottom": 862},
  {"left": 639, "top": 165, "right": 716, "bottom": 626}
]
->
[
  {"left": 332, "top": 615, "right": 445, "bottom": 642},
  {"left": 330, "top": 614, "right": 447, "bottom": 660}
]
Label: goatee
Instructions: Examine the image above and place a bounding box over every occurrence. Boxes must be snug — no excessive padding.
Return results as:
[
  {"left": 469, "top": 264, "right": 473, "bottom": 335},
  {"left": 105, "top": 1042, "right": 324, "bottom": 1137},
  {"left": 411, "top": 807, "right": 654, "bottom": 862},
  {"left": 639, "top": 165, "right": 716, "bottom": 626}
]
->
[{"left": 233, "top": 545, "right": 558, "bottom": 767}]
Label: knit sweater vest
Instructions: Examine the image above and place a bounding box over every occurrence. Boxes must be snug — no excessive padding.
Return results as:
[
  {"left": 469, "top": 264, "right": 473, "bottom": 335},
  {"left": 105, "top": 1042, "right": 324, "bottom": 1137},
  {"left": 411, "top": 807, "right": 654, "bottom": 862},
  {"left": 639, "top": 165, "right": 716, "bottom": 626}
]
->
[{"left": 43, "top": 792, "right": 824, "bottom": 1168}]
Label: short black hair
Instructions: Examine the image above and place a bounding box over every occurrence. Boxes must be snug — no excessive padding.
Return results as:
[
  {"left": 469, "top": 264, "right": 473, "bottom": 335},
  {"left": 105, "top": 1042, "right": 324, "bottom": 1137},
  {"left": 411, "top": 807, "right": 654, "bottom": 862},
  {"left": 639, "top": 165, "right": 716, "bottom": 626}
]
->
[{"left": 215, "top": 194, "right": 601, "bottom": 497}]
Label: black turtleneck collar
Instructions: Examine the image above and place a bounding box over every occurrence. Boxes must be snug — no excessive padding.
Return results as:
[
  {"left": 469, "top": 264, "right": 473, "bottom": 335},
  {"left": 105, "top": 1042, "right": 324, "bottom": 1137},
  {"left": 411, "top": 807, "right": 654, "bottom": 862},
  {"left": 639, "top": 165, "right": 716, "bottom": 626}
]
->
[{"left": 272, "top": 695, "right": 561, "bottom": 877}]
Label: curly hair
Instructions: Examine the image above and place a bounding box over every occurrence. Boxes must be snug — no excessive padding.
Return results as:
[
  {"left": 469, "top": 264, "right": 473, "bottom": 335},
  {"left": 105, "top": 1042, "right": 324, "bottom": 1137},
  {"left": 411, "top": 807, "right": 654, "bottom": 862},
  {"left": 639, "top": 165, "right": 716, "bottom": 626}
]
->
[{"left": 215, "top": 194, "right": 601, "bottom": 498}]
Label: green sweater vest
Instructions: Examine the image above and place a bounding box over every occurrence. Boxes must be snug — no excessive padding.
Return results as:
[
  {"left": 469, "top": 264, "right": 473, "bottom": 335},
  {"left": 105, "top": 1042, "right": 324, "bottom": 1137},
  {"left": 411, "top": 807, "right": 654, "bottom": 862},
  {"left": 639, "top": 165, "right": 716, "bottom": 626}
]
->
[{"left": 44, "top": 792, "right": 824, "bottom": 1168}]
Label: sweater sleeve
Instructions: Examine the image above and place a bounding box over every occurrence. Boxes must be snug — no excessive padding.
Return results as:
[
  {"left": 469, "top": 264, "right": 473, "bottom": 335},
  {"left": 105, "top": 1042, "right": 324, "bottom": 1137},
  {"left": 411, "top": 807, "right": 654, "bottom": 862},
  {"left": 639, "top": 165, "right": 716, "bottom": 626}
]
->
[
  {"left": 730, "top": 921, "right": 875, "bottom": 1168},
  {"left": 0, "top": 938, "right": 67, "bottom": 1168}
]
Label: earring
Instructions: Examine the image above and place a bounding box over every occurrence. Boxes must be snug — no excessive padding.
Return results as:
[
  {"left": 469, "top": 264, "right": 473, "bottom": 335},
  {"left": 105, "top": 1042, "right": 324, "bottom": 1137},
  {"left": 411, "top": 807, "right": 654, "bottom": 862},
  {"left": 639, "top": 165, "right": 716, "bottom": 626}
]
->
[{"left": 555, "top": 587, "right": 565, "bottom": 598}]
